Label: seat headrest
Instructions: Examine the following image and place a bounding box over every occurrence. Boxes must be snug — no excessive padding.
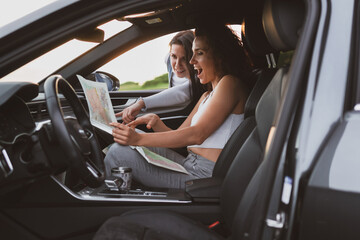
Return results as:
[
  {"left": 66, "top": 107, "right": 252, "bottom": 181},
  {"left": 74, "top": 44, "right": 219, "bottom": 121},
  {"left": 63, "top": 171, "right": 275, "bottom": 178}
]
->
[
  {"left": 262, "top": 0, "right": 305, "bottom": 51},
  {"left": 242, "top": 13, "right": 274, "bottom": 57}
]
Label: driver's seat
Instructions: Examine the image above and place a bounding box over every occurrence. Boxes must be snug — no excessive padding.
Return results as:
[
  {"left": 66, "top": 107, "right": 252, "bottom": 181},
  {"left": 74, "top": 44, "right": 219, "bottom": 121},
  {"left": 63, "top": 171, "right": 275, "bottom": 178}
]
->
[{"left": 94, "top": 0, "right": 304, "bottom": 239}]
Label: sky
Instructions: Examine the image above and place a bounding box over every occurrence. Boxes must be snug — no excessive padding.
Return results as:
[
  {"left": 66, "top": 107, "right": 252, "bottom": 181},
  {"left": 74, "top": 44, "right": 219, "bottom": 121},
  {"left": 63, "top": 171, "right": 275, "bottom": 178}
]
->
[{"left": 0, "top": 0, "right": 57, "bottom": 27}]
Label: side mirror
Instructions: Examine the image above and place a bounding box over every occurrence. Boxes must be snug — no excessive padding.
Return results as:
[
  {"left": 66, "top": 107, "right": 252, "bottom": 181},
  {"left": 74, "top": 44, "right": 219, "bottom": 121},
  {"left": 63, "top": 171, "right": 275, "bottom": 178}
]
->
[{"left": 86, "top": 71, "right": 120, "bottom": 91}]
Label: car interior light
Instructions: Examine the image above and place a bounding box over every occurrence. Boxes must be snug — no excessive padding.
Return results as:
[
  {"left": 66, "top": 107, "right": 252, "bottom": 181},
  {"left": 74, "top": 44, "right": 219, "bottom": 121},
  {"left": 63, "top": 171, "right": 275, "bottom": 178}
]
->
[
  {"left": 122, "top": 11, "right": 156, "bottom": 19},
  {"left": 145, "top": 18, "right": 162, "bottom": 24},
  {"left": 120, "top": 5, "right": 181, "bottom": 21}
]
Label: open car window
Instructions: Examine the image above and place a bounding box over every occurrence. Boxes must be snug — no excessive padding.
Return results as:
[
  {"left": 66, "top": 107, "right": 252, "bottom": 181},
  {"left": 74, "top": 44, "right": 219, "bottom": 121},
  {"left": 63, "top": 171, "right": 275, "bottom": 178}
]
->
[
  {"left": 97, "top": 32, "right": 177, "bottom": 91},
  {"left": 98, "top": 24, "right": 242, "bottom": 91}
]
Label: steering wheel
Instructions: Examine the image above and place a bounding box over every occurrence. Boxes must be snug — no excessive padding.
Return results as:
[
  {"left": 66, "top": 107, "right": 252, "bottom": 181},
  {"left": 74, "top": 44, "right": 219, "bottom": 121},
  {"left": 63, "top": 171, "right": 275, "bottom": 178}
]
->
[{"left": 44, "top": 75, "right": 104, "bottom": 188}]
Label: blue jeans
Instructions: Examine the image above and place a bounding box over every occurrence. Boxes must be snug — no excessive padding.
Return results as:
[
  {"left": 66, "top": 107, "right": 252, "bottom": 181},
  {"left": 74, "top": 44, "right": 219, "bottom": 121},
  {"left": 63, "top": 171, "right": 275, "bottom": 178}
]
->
[{"left": 104, "top": 143, "right": 215, "bottom": 189}]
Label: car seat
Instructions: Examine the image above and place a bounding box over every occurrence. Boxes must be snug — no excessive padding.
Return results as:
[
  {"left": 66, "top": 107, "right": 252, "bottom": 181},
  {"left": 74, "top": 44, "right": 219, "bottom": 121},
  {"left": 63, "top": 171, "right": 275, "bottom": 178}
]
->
[{"left": 93, "top": 0, "right": 305, "bottom": 239}]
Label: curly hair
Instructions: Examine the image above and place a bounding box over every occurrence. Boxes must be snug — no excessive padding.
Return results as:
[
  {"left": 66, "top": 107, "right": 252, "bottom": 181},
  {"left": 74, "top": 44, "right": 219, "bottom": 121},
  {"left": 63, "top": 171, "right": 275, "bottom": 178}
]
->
[{"left": 194, "top": 24, "right": 253, "bottom": 89}]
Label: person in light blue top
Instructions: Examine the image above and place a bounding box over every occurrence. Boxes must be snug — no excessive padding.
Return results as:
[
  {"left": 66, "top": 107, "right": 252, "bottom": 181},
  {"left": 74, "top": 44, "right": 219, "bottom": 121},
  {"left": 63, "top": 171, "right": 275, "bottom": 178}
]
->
[
  {"left": 118, "top": 30, "right": 205, "bottom": 123},
  {"left": 105, "top": 24, "right": 253, "bottom": 189}
]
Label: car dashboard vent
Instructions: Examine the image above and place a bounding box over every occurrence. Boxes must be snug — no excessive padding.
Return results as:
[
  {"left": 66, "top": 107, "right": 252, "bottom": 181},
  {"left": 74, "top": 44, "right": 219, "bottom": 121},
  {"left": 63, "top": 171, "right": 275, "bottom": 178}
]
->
[{"left": 27, "top": 98, "right": 88, "bottom": 122}]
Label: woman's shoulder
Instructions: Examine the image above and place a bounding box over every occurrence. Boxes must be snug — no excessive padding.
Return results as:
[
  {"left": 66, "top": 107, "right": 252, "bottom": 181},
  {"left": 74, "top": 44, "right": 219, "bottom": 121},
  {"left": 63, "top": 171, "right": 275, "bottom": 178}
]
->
[
  {"left": 217, "top": 74, "right": 241, "bottom": 88},
  {"left": 223, "top": 74, "right": 250, "bottom": 88},
  {"left": 217, "top": 74, "right": 250, "bottom": 96}
]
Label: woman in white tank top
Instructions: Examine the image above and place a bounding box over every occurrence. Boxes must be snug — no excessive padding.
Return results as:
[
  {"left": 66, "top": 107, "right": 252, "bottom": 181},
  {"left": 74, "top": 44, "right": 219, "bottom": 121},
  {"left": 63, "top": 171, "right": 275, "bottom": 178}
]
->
[{"left": 105, "top": 24, "right": 253, "bottom": 189}]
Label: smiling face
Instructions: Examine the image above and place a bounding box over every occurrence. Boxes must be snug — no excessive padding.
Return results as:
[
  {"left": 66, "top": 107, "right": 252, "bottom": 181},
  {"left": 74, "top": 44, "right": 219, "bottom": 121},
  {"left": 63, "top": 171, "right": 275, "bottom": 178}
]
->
[
  {"left": 190, "top": 36, "right": 220, "bottom": 86},
  {"left": 170, "top": 44, "right": 190, "bottom": 79}
]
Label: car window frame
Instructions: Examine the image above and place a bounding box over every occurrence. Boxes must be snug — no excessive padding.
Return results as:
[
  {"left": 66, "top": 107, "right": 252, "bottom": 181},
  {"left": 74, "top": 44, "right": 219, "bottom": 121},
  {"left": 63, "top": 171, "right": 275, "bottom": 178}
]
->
[{"left": 350, "top": 0, "right": 360, "bottom": 109}]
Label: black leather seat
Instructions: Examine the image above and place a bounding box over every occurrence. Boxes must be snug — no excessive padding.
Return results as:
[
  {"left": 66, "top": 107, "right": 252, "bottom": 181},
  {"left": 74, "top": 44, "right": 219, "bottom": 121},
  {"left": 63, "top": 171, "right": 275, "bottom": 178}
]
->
[{"left": 94, "top": 0, "right": 305, "bottom": 239}]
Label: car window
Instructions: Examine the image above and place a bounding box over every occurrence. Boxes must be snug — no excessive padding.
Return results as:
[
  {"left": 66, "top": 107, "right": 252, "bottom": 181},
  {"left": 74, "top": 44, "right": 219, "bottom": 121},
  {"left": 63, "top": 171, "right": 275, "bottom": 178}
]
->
[
  {"left": 1, "top": 40, "right": 98, "bottom": 83},
  {"left": 97, "top": 32, "right": 177, "bottom": 91},
  {"left": 98, "top": 25, "right": 242, "bottom": 91}
]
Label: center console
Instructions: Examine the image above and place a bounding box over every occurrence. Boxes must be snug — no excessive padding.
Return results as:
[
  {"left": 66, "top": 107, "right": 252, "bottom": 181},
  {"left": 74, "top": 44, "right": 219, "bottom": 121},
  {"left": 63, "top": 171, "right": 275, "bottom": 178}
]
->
[{"left": 53, "top": 175, "right": 222, "bottom": 204}]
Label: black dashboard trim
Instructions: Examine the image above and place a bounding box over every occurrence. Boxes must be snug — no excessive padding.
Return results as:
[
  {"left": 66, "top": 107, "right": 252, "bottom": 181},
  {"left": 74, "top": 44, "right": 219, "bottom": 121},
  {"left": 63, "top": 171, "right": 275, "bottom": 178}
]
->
[{"left": 0, "top": 82, "right": 38, "bottom": 106}]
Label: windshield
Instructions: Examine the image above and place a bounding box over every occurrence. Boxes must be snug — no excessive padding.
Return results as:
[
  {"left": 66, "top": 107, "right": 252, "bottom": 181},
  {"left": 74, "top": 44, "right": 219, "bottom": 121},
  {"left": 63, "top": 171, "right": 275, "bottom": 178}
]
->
[
  {"left": 0, "top": 0, "right": 133, "bottom": 83},
  {"left": 0, "top": 0, "right": 74, "bottom": 32},
  {"left": 1, "top": 19, "right": 132, "bottom": 83}
]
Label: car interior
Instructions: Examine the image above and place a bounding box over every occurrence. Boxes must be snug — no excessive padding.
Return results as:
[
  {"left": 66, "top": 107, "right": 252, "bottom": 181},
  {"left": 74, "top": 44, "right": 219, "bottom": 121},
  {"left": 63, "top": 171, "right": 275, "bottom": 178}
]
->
[{"left": 0, "top": 0, "right": 311, "bottom": 239}]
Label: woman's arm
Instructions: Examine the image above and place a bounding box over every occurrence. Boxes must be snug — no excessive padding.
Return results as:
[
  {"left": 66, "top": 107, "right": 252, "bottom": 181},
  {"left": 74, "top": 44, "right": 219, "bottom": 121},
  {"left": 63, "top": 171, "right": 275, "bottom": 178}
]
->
[
  {"left": 119, "top": 91, "right": 206, "bottom": 135},
  {"left": 116, "top": 81, "right": 191, "bottom": 123},
  {"left": 126, "top": 113, "right": 171, "bottom": 132},
  {"left": 142, "top": 81, "right": 191, "bottom": 109},
  {"left": 122, "top": 91, "right": 206, "bottom": 133},
  {"left": 110, "top": 93, "right": 205, "bottom": 145},
  {"left": 111, "top": 75, "right": 245, "bottom": 148},
  {"left": 115, "top": 98, "right": 144, "bottom": 123}
]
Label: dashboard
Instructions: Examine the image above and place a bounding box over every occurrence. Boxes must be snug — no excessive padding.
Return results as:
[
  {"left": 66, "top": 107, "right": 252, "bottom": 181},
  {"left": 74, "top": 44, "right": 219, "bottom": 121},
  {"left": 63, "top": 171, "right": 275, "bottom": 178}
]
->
[
  {"left": 0, "top": 97, "right": 36, "bottom": 144},
  {"left": 0, "top": 81, "right": 93, "bottom": 195},
  {"left": 0, "top": 82, "right": 45, "bottom": 193}
]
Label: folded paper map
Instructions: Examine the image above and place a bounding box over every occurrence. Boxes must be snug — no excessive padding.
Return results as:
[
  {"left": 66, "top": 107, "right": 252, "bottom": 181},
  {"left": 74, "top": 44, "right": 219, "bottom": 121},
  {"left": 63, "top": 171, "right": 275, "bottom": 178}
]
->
[
  {"left": 77, "top": 75, "right": 117, "bottom": 134},
  {"left": 78, "top": 75, "right": 188, "bottom": 174},
  {"left": 131, "top": 146, "right": 189, "bottom": 174}
]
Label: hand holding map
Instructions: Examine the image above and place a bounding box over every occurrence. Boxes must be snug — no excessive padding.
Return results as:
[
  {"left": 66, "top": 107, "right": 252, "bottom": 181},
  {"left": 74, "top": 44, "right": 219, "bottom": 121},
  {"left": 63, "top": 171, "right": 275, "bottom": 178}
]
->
[
  {"left": 78, "top": 75, "right": 188, "bottom": 174},
  {"left": 77, "top": 75, "right": 117, "bottom": 134}
]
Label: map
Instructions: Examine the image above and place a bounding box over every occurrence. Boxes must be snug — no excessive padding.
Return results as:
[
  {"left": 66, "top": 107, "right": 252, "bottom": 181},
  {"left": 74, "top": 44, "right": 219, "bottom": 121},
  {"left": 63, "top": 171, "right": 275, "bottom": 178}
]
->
[
  {"left": 78, "top": 75, "right": 186, "bottom": 174},
  {"left": 131, "top": 146, "right": 189, "bottom": 174},
  {"left": 77, "top": 75, "right": 117, "bottom": 134}
]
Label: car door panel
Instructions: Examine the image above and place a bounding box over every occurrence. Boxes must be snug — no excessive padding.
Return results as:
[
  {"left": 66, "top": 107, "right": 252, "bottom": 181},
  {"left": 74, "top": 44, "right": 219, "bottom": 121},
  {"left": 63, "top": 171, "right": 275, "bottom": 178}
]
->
[{"left": 297, "top": 112, "right": 360, "bottom": 240}]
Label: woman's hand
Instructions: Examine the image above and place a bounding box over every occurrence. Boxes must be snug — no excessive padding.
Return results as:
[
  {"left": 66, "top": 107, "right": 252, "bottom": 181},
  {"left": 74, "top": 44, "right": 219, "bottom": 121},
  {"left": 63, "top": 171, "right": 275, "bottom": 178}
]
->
[
  {"left": 110, "top": 122, "right": 141, "bottom": 146},
  {"left": 127, "top": 113, "right": 160, "bottom": 130},
  {"left": 115, "top": 98, "right": 145, "bottom": 124}
]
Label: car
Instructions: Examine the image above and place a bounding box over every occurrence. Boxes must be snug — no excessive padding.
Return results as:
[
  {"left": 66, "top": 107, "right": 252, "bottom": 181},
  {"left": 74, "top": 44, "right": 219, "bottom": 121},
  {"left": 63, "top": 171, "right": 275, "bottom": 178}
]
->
[{"left": 0, "top": 0, "right": 359, "bottom": 239}]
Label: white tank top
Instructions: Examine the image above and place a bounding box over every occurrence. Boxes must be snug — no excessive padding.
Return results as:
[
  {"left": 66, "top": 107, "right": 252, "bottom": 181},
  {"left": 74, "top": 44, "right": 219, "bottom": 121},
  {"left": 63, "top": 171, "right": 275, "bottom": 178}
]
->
[{"left": 189, "top": 91, "right": 244, "bottom": 149}]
